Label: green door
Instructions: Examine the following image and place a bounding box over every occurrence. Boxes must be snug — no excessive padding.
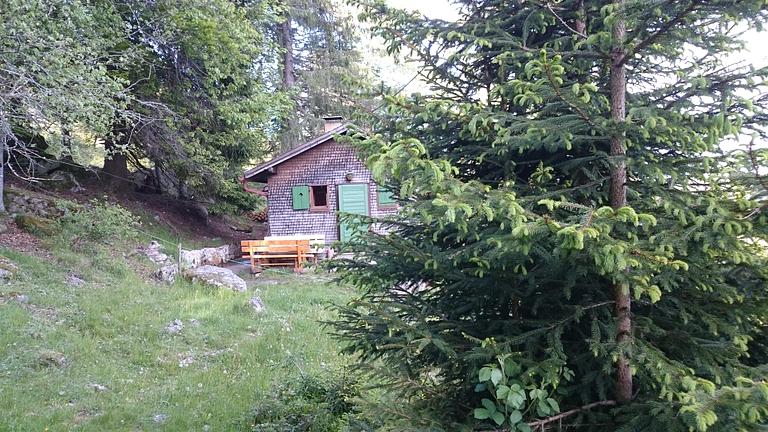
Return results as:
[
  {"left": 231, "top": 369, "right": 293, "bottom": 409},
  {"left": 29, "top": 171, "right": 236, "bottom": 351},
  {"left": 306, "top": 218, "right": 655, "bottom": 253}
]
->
[{"left": 337, "top": 183, "right": 369, "bottom": 242}]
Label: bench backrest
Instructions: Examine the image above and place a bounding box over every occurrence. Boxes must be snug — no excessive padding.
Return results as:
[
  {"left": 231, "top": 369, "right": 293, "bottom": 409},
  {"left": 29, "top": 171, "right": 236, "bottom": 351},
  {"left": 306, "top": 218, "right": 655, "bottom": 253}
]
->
[
  {"left": 241, "top": 240, "right": 268, "bottom": 255},
  {"left": 241, "top": 239, "right": 310, "bottom": 256},
  {"left": 264, "top": 235, "right": 325, "bottom": 251}
]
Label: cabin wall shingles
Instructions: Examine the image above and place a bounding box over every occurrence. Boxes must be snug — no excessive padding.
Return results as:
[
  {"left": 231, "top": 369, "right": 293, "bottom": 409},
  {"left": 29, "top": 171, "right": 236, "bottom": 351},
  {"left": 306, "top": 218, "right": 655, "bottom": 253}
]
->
[{"left": 266, "top": 139, "right": 397, "bottom": 243}]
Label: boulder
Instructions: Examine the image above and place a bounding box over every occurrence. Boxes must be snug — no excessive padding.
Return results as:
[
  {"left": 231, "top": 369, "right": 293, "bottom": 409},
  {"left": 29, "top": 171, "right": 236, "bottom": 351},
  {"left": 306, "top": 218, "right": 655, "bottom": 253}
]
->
[
  {"left": 14, "top": 214, "right": 56, "bottom": 236},
  {"left": 141, "top": 241, "right": 170, "bottom": 264},
  {"left": 180, "top": 245, "right": 231, "bottom": 269},
  {"left": 184, "top": 265, "right": 247, "bottom": 292},
  {"left": 155, "top": 264, "right": 178, "bottom": 284}
]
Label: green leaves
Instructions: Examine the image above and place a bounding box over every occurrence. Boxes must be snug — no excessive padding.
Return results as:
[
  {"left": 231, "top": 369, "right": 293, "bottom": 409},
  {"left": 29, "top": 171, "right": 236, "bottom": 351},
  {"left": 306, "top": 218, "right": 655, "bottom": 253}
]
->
[
  {"left": 473, "top": 398, "right": 505, "bottom": 425},
  {"left": 472, "top": 353, "right": 563, "bottom": 429}
]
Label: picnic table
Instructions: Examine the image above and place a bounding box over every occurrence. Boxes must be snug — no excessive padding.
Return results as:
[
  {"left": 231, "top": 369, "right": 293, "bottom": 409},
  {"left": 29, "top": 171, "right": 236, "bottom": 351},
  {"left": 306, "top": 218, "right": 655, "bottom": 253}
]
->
[{"left": 241, "top": 235, "right": 326, "bottom": 273}]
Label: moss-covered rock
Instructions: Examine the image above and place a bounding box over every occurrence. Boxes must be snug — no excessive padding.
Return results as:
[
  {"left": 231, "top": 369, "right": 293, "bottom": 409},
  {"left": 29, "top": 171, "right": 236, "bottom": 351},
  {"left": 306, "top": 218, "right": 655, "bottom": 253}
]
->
[{"left": 14, "top": 214, "right": 57, "bottom": 236}]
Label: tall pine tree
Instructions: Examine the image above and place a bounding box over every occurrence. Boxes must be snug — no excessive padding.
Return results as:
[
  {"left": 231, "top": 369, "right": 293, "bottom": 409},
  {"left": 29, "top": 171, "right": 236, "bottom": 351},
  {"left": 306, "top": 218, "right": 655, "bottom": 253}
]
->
[
  {"left": 331, "top": 1, "right": 768, "bottom": 430},
  {"left": 276, "top": 0, "right": 375, "bottom": 149}
]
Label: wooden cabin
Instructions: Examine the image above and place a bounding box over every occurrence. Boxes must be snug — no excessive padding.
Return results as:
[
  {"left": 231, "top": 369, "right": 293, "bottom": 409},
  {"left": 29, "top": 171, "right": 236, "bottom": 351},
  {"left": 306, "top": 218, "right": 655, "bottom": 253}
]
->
[{"left": 242, "top": 117, "right": 398, "bottom": 243}]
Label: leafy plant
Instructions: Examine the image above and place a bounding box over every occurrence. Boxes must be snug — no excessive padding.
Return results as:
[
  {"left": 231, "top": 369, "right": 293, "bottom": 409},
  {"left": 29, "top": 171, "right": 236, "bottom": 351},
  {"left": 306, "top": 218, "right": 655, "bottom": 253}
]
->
[
  {"left": 59, "top": 199, "right": 139, "bottom": 243},
  {"left": 250, "top": 371, "right": 362, "bottom": 432},
  {"left": 473, "top": 350, "right": 562, "bottom": 432}
]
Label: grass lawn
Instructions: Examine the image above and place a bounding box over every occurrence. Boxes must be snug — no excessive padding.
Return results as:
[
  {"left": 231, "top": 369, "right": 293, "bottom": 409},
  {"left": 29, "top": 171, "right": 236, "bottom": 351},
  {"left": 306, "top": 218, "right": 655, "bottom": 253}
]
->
[{"left": 0, "top": 242, "right": 353, "bottom": 431}]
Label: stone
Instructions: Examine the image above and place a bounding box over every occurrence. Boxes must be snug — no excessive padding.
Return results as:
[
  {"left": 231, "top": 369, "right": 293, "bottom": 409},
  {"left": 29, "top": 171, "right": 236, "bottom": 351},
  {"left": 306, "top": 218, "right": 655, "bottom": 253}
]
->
[
  {"left": 177, "top": 353, "right": 194, "bottom": 368},
  {"left": 9, "top": 293, "right": 29, "bottom": 304},
  {"left": 0, "top": 223, "right": 7, "bottom": 235},
  {"left": 179, "top": 245, "right": 231, "bottom": 269},
  {"left": 142, "top": 241, "right": 170, "bottom": 264},
  {"left": 0, "top": 258, "right": 18, "bottom": 280},
  {"left": 38, "top": 350, "right": 67, "bottom": 368},
  {"left": 153, "top": 414, "right": 168, "bottom": 424},
  {"left": 248, "top": 296, "right": 266, "bottom": 313},
  {"left": 14, "top": 214, "right": 56, "bottom": 236},
  {"left": 155, "top": 264, "right": 178, "bottom": 284},
  {"left": 48, "top": 171, "right": 83, "bottom": 192},
  {"left": 184, "top": 265, "right": 247, "bottom": 292},
  {"left": 164, "top": 319, "right": 184, "bottom": 334},
  {"left": 66, "top": 274, "right": 86, "bottom": 287},
  {"left": 88, "top": 383, "right": 109, "bottom": 392}
]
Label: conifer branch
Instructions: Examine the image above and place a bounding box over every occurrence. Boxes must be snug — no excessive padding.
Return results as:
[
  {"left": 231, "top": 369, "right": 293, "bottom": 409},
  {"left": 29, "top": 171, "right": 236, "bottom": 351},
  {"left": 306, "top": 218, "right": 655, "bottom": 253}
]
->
[
  {"left": 619, "top": 0, "right": 703, "bottom": 67},
  {"left": 527, "top": 400, "right": 617, "bottom": 430},
  {"left": 542, "top": 1, "right": 587, "bottom": 39},
  {"left": 542, "top": 64, "right": 602, "bottom": 131}
]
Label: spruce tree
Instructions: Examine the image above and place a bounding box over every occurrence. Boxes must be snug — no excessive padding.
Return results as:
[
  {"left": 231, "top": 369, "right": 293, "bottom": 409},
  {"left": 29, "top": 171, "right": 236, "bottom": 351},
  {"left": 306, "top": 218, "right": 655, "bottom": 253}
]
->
[
  {"left": 331, "top": 1, "right": 768, "bottom": 430},
  {"left": 276, "top": 0, "right": 376, "bottom": 149}
]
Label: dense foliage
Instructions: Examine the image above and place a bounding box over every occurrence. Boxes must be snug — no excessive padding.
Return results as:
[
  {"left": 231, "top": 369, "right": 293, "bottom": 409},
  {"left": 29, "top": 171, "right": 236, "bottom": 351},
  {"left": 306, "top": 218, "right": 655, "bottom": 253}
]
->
[
  {"left": 331, "top": 1, "right": 768, "bottom": 431},
  {"left": 276, "top": 0, "right": 377, "bottom": 149},
  {"left": 0, "top": 0, "right": 130, "bottom": 211},
  {"left": 251, "top": 370, "right": 365, "bottom": 432},
  {"left": 0, "top": 0, "right": 372, "bottom": 213}
]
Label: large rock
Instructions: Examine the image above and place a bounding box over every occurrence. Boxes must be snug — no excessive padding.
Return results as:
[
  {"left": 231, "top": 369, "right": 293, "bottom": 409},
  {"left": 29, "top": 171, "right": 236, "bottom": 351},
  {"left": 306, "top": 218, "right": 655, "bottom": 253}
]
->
[
  {"left": 155, "top": 264, "right": 178, "bottom": 284},
  {"left": 5, "top": 189, "right": 69, "bottom": 219},
  {"left": 14, "top": 214, "right": 56, "bottom": 236},
  {"left": 138, "top": 241, "right": 178, "bottom": 284},
  {"left": 141, "top": 241, "right": 171, "bottom": 264},
  {"left": 180, "top": 245, "right": 231, "bottom": 269},
  {"left": 184, "top": 265, "right": 247, "bottom": 292}
]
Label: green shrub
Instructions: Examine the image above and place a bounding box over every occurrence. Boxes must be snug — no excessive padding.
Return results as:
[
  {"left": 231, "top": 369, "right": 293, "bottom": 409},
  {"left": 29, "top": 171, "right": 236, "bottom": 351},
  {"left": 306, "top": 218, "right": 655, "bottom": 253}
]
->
[
  {"left": 250, "top": 371, "right": 362, "bottom": 432},
  {"left": 59, "top": 199, "right": 139, "bottom": 243},
  {"left": 209, "top": 177, "right": 265, "bottom": 216}
]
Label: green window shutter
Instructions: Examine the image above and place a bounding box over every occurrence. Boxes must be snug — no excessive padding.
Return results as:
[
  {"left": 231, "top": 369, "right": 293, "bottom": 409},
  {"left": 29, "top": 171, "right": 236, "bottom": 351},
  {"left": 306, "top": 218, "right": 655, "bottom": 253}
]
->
[
  {"left": 377, "top": 186, "right": 396, "bottom": 206},
  {"left": 292, "top": 186, "right": 310, "bottom": 210}
]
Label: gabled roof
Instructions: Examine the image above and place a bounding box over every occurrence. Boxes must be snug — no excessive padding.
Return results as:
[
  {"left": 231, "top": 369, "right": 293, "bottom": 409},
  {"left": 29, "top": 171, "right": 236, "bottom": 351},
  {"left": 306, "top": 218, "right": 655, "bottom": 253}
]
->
[{"left": 242, "top": 123, "right": 351, "bottom": 182}]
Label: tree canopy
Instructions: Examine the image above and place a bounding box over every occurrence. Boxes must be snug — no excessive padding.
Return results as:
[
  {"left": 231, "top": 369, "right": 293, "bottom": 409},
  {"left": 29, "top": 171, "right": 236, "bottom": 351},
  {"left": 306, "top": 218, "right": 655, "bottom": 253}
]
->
[{"left": 0, "top": 0, "right": 374, "bottom": 214}]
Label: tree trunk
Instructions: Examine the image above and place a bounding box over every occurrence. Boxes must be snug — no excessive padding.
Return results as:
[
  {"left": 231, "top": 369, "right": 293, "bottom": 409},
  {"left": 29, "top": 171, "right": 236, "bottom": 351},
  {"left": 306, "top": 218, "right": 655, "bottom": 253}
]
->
[
  {"left": 0, "top": 113, "right": 9, "bottom": 214},
  {"left": 281, "top": 17, "right": 295, "bottom": 89},
  {"left": 61, "top": 127, "right": 74, "bottom": 164},
  {"left": 575, "top": 0, "right": 586, "bottom": 34},
  {"left": 280, "top": 14, "right": 299, "bottom": 150},
  {"left": 0, "top": 126, "right": 5, "bottom": 214},
  {"left": 103, "top": 131, "right": 132, "bottom": 191},
  {"left": 609, "top": 0, "right": 632, "bottom": 404}
]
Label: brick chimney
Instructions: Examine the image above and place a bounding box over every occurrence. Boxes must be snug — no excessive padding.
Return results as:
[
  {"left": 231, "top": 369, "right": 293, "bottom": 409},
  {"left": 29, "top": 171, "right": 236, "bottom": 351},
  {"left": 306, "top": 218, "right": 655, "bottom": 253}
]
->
[{"left": 323, "top": 116, "right": 344, "bottom": 133}]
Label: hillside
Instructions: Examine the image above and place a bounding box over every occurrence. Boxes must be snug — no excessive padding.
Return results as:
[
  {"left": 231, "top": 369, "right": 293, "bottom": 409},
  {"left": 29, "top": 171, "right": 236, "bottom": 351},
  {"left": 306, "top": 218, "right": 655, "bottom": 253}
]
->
[{"left": 0, "top": 183, "right": 355, "bottom": 431}]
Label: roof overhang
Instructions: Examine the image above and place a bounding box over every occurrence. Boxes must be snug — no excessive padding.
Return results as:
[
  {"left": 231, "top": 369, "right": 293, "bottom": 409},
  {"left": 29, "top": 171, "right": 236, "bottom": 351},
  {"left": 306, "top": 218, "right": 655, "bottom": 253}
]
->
[{"left": 242, "top": 123, "right": 351, "bottom": 183}]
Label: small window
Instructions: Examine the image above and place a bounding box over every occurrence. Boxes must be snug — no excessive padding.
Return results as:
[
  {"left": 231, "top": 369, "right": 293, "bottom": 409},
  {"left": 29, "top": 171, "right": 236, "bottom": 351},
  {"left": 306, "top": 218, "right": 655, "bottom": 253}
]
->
[
  {"left": 377, "top": 186, "right": 397, "bottom": 208},
  {"left": 310, "top": 185, "right": 329, "bottom": 211}
]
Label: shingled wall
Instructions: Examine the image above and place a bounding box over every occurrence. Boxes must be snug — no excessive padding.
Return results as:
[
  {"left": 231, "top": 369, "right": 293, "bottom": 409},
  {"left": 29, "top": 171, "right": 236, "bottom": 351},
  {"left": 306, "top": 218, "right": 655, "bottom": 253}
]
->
[{"left": 266, "top": 138, "right": 397, "bottom": 243}]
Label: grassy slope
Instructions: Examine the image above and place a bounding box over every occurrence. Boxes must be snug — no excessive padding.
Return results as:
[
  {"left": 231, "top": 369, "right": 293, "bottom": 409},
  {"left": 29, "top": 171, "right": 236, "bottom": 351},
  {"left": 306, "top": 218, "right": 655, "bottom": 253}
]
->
[{"left": 0, "top": 230, "right": 352, "bottom": 431}]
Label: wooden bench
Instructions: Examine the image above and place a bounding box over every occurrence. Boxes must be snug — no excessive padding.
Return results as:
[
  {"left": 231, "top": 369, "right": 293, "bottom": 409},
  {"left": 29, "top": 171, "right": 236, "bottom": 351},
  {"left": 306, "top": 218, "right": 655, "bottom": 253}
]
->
[
  {"left": 264, "top": 234, "right": 326, "bottom": 263},
  {"left": 241, "top": 239, "right": 311, "bottom": 273}
]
